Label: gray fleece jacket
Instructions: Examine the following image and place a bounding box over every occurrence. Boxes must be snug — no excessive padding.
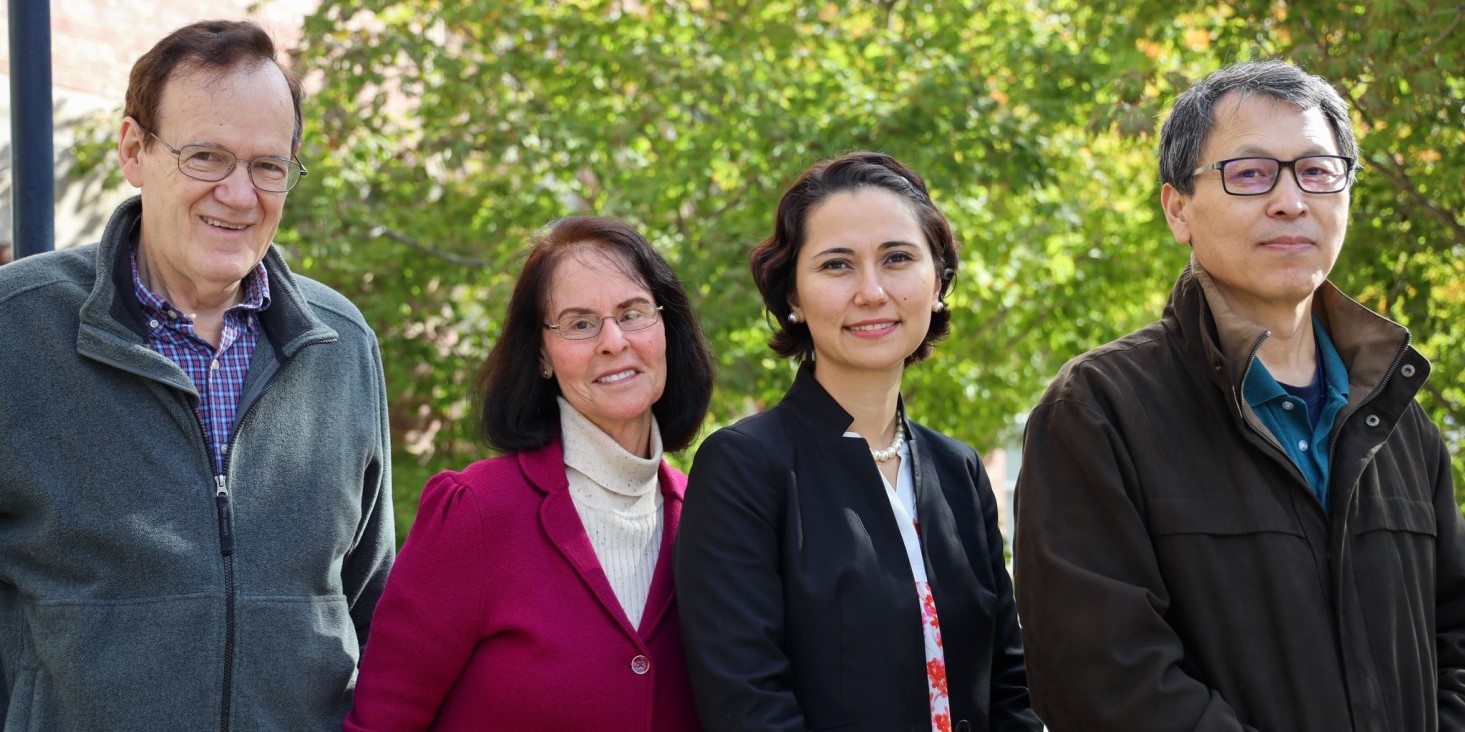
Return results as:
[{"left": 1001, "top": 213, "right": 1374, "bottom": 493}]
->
[{"left": 0, "top": 197, "right": 394, "bottom": 731}]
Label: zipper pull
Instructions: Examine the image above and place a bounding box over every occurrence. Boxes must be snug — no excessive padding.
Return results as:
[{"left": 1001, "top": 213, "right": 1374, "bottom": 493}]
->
[{"left": 215, "top": 475, "right": 234, "bottom": 556}]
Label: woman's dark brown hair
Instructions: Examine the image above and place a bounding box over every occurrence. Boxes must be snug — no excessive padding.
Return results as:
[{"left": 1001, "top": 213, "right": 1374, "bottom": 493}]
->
[
  {"left": 475, "top": 216, "right": 714, "bottom": 454},
  {"left": 749, "top": 151, "right": 957, "bottom": 365}
]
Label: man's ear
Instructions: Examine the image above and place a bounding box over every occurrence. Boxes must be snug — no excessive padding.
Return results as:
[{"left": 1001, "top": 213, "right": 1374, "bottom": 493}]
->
[
  {"left": 118, "top": 117, "right": 147, "bottom": 189},
  {"left": 1160, "top": 183, "right": 1192, "bottom": 245}
]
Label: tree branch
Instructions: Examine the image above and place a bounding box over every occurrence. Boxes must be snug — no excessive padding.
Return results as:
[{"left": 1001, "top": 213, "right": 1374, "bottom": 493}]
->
[
  {"left": 368, "top": 225, "right": 497, "bottom": 268},
  {"left": 1297, "top": 17, "right": 1465, "bottom": 248},
  {"left": 1419, "top": 5, "right": 1465, "bottom": 58},
  {"left": 1360, "top": 152, "right": 1465, "bottom": 247}
]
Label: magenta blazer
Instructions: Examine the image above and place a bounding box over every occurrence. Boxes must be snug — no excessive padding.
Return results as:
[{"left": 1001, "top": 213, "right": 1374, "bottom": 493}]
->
[{"left": 345, "top": 437, "right": 703, "bottom": 731}]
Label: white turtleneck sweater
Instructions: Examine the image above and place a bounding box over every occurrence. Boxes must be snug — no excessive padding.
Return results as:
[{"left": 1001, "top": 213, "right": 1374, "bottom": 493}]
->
[{"left": 558, "top": 397, "right": 665, "bottom": 629}]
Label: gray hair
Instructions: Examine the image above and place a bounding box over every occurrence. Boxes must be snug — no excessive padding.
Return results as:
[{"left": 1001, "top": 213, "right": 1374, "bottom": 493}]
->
[{"left": 1159, "top": 60, "right": 1358, "bottom": 195}]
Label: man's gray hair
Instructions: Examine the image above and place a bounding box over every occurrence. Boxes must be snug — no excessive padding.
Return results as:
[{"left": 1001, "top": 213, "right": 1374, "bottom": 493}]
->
[{"left": 1159, "top": 60, "right": 1358, "bottom": 195}]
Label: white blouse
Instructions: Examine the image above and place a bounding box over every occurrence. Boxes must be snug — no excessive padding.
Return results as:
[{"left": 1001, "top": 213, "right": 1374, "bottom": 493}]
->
[{"left": 846, "top": 428, "right": 953, "bottom": 732}]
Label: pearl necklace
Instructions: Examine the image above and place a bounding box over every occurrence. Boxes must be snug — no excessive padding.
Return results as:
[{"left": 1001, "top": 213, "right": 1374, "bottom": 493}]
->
[{"left": 870, "top": 421, "right": 906, "bottom": 462}]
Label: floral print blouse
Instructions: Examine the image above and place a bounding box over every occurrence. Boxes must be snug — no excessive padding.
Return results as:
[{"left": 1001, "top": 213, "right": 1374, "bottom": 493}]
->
[{"left": 864, "top": 433, "right": 951, "bottom": 732}]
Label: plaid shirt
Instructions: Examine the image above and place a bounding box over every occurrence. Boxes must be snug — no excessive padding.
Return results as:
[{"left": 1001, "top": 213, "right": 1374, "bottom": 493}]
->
[{"left": 131, "top": 248, "right": 271, "bottom": 474}]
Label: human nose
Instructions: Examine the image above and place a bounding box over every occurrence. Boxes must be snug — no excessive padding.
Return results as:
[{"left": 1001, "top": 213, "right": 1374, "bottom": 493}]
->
[
  {"left": 595, "top": 316, "right": 630, "bottom": 353},
  {"left": 1266, "top": 164, "right": 1308, "bottom": 218},
  {"left": 853, "top": 266, "right": 888, "bottom": 306},
  {"left": 212, "top": 163, "right": 258, "bottom": 207}
]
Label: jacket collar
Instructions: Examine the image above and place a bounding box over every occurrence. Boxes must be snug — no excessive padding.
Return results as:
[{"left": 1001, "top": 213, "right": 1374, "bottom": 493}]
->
[
  {"left": 781, "top": 362, "right": 859, "bottom": 434},
  {"left": 781, "top": 361, "right": 919, "bottom": 433},
  {"left": 517, "top": 435, "right": 686, "bottom": 643},
  {"left": 76, "top": 196, "right": 337, "bottom": 384},
  {"left": 777, "top": 364, "right": 932, "bottom": 583},
  {"left": 1167, "top": 256, "right": 1422, "bottom": 411}
]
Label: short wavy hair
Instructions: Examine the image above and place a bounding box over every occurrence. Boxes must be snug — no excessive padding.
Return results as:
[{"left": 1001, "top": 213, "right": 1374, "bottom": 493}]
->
[
  {"left": 749, "top": 151, "right": 957, "bottom": 365},
  {"left": 127, "top": 20, "right": 304, "bottom": 151},
  {"left": 1160, "top": 60, "right": 1357, "bottom": 196},
  {"left": 475, "top": 216, "right": 714, "bottom": 454}
]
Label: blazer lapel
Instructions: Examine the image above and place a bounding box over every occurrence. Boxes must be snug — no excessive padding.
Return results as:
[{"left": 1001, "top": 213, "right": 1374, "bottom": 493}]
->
[
  {"left": 908, "top": 427, "right": 986, "bottom": 618},
  {"left": 523, "top": 441, "right": 647, "bottom": 645},
  {"left": 636, "top": 462, "right": 685, "bottom": 637},
  {"left": 782, "top": 366, "right": 918, "bottom": 586}
]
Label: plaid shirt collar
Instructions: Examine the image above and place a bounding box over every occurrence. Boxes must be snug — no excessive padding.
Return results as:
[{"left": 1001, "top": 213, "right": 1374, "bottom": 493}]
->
[
  {"left": 129, "top": 247, "right": 272, "bottom": 324},
  {"left": 129, "top": 246, "right": 272, "bottom": 474}
]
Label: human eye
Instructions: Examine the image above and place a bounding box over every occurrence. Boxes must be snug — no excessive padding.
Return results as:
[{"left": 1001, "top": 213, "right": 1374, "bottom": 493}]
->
[
  {"left": 816, "top": 258, "right": 851, "bottom": 272},
  {"left": 1224, "top": 158, "right": 1274, "bottom": 180},
  {"left": 1298, "top": 157, "right": 1344, "bottom": 179},
  {"left": 182, "top": 147, "right": 228, "bottom": 169},
  {"left": 253, "top": 158, "right": 290, "bottom": 180},
  {"left": 562, "top": 316, "right": 600, "bottom": 333},
  {"left": 619, "top": 307, "right": 648, "bottom": 323},
  {"left": 884, "top": 250, "right": 917, "bottom": 265}
]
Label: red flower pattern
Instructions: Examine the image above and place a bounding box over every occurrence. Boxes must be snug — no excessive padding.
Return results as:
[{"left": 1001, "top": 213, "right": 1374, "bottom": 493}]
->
[
  {"left": 927, "top": 657, "right": 949, "bottom": 695},
  {"left": 896, "top": 487, "right": 949, "bottom": 729},
  {"left": 918, "top": 580, "right": 950, "bottom": 731}
]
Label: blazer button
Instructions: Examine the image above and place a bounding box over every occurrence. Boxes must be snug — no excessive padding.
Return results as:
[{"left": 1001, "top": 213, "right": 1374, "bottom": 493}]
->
[
  {"left": 630, "top": 654, "right": 651, "bottom": 675},
  {"left": 955, "top": 721, "right": 971, "bottom": 732}
]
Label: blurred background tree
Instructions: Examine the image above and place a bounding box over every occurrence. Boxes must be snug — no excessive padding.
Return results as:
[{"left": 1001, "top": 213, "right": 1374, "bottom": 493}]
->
[{"left": 71, "top": 0, "right": 1464, "bottom": 537}]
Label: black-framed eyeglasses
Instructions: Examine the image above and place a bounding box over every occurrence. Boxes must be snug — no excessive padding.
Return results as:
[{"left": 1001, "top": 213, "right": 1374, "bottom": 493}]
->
[
  {"left": 1191, "top": 155, "right": 1359, "bottom": 196},
  {"left": 544, "top": 305, "right": 663, "bottom": 340},
  {"left": 149, "top": 132, "right": 307, "bottom": 193}
]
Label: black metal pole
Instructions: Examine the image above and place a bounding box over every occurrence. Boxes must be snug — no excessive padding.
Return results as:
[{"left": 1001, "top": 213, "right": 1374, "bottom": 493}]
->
[{"left": 9, "top": 0, "right": 55, "bottom": 259}]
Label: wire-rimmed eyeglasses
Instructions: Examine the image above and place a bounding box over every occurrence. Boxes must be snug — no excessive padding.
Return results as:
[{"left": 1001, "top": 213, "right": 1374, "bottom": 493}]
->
[
  {"left": 544, "top": 305, "right": 663, "bottom": 340},
  {"left": 149, "top": 132, "right": 308, "bottom": 193},
  {"left": 1190, "top": 155, "right": 1359, "bottom": 196}
]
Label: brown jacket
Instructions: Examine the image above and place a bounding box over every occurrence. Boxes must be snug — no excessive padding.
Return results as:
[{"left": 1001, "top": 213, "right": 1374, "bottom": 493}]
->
[{"left": 1014, "top": 261, "right": 1465, "bottom": 731}]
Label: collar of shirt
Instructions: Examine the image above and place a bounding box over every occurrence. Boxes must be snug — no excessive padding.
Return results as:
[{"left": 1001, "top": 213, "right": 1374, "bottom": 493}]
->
[
  {"left": 1244, "top": 318, "right": 1349, "bottom": 412},
  {"left": 129, "top": 247, "right": 271, "bottom": 334},
  {"left": 1244, "top": 317, "right": 1350, "bottom": 508}
]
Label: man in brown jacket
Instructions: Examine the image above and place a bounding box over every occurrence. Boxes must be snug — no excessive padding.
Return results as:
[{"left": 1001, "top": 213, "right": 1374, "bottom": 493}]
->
[{"left": 1014, "top": 60, "right": 1465, "bottom": 731}]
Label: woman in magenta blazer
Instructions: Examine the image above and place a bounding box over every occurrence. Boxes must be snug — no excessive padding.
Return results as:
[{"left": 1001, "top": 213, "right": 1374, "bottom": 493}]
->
[{"left": 346, "top": 216, "right": 714, "bottom": 731}]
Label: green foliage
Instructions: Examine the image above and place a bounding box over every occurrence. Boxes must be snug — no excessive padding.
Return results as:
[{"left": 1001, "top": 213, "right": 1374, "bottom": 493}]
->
[
  {"left": 67, "top": 1, "right": 1465, "bottom": 532},
  {"left": 282, "top": 0, "right": 1463, "bottom": 524}
]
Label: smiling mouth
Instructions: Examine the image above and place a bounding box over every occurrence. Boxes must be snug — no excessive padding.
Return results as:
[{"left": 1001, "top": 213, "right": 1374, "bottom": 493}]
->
[
  {"left": 847, "top": 322, "right": 897, "bottom": 332},
  {"left": 1260, "top": 235, "right": 1316, "bottom": 246},
  {"left": 597, "top": 369, "right": 638, "bottom": 384},
  {"left": 203, "top": 217, "right": 247, "bottom": 230}
]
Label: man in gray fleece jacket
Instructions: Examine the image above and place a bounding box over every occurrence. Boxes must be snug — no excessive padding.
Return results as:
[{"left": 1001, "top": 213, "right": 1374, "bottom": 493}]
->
[{"left": 0, "top": 20, "right": 394, "bottom": 731}]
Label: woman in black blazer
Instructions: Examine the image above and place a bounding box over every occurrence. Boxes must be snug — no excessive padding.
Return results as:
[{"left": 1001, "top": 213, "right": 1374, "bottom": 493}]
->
[{"left": 676, "top": 152, "right": 1040, "bottom": 732}]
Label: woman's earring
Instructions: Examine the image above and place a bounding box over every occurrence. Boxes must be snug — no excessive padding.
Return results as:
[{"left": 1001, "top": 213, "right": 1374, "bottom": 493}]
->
[
  {"left": 541, "top": 366, "right": 553, "bottom": 379},
  {"left": 932, "top": 300, "right": 946, "bottom": 313},
  {"left": 786, "top": 312, "right": 802, "bottom": 325}
]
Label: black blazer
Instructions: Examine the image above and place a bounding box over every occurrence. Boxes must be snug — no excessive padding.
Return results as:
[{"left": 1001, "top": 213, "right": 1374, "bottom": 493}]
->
[{"left": 676, "top": 366, "right": 1039, "bottom": 732}]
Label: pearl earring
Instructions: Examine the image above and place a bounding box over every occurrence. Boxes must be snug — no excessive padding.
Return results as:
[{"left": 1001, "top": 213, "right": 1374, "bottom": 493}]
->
[
  {"left": 786, "top": 312, "right": 802, "bottom": 324},
  {"left": 541, "top": 367, "right": 553, "bottom": 379},
  {"left": 932, "top": 300, "right": 946, "bottom": 313}
]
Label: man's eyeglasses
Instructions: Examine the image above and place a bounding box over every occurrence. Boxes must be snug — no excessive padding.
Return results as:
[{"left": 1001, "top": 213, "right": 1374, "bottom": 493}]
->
[
  {"left": 544, "top": 305, "right": 663, "bottom": 340},
  {"left": 149, "top": 132, "right": 307, "bottom": 193},
  {"left": 1191, "top": 155, "right": 1359, "bottom": 196}
]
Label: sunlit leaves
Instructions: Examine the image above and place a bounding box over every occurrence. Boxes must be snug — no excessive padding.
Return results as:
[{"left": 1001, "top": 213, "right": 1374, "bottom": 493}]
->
[{"left": 275, "top": 0, "right": 1464, "bottom": 526}]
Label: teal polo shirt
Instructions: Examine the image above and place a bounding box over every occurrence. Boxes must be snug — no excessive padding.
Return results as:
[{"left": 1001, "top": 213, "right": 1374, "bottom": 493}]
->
[{"left": 1243, "top": 318, "right": 1350, "bottom": 511}]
